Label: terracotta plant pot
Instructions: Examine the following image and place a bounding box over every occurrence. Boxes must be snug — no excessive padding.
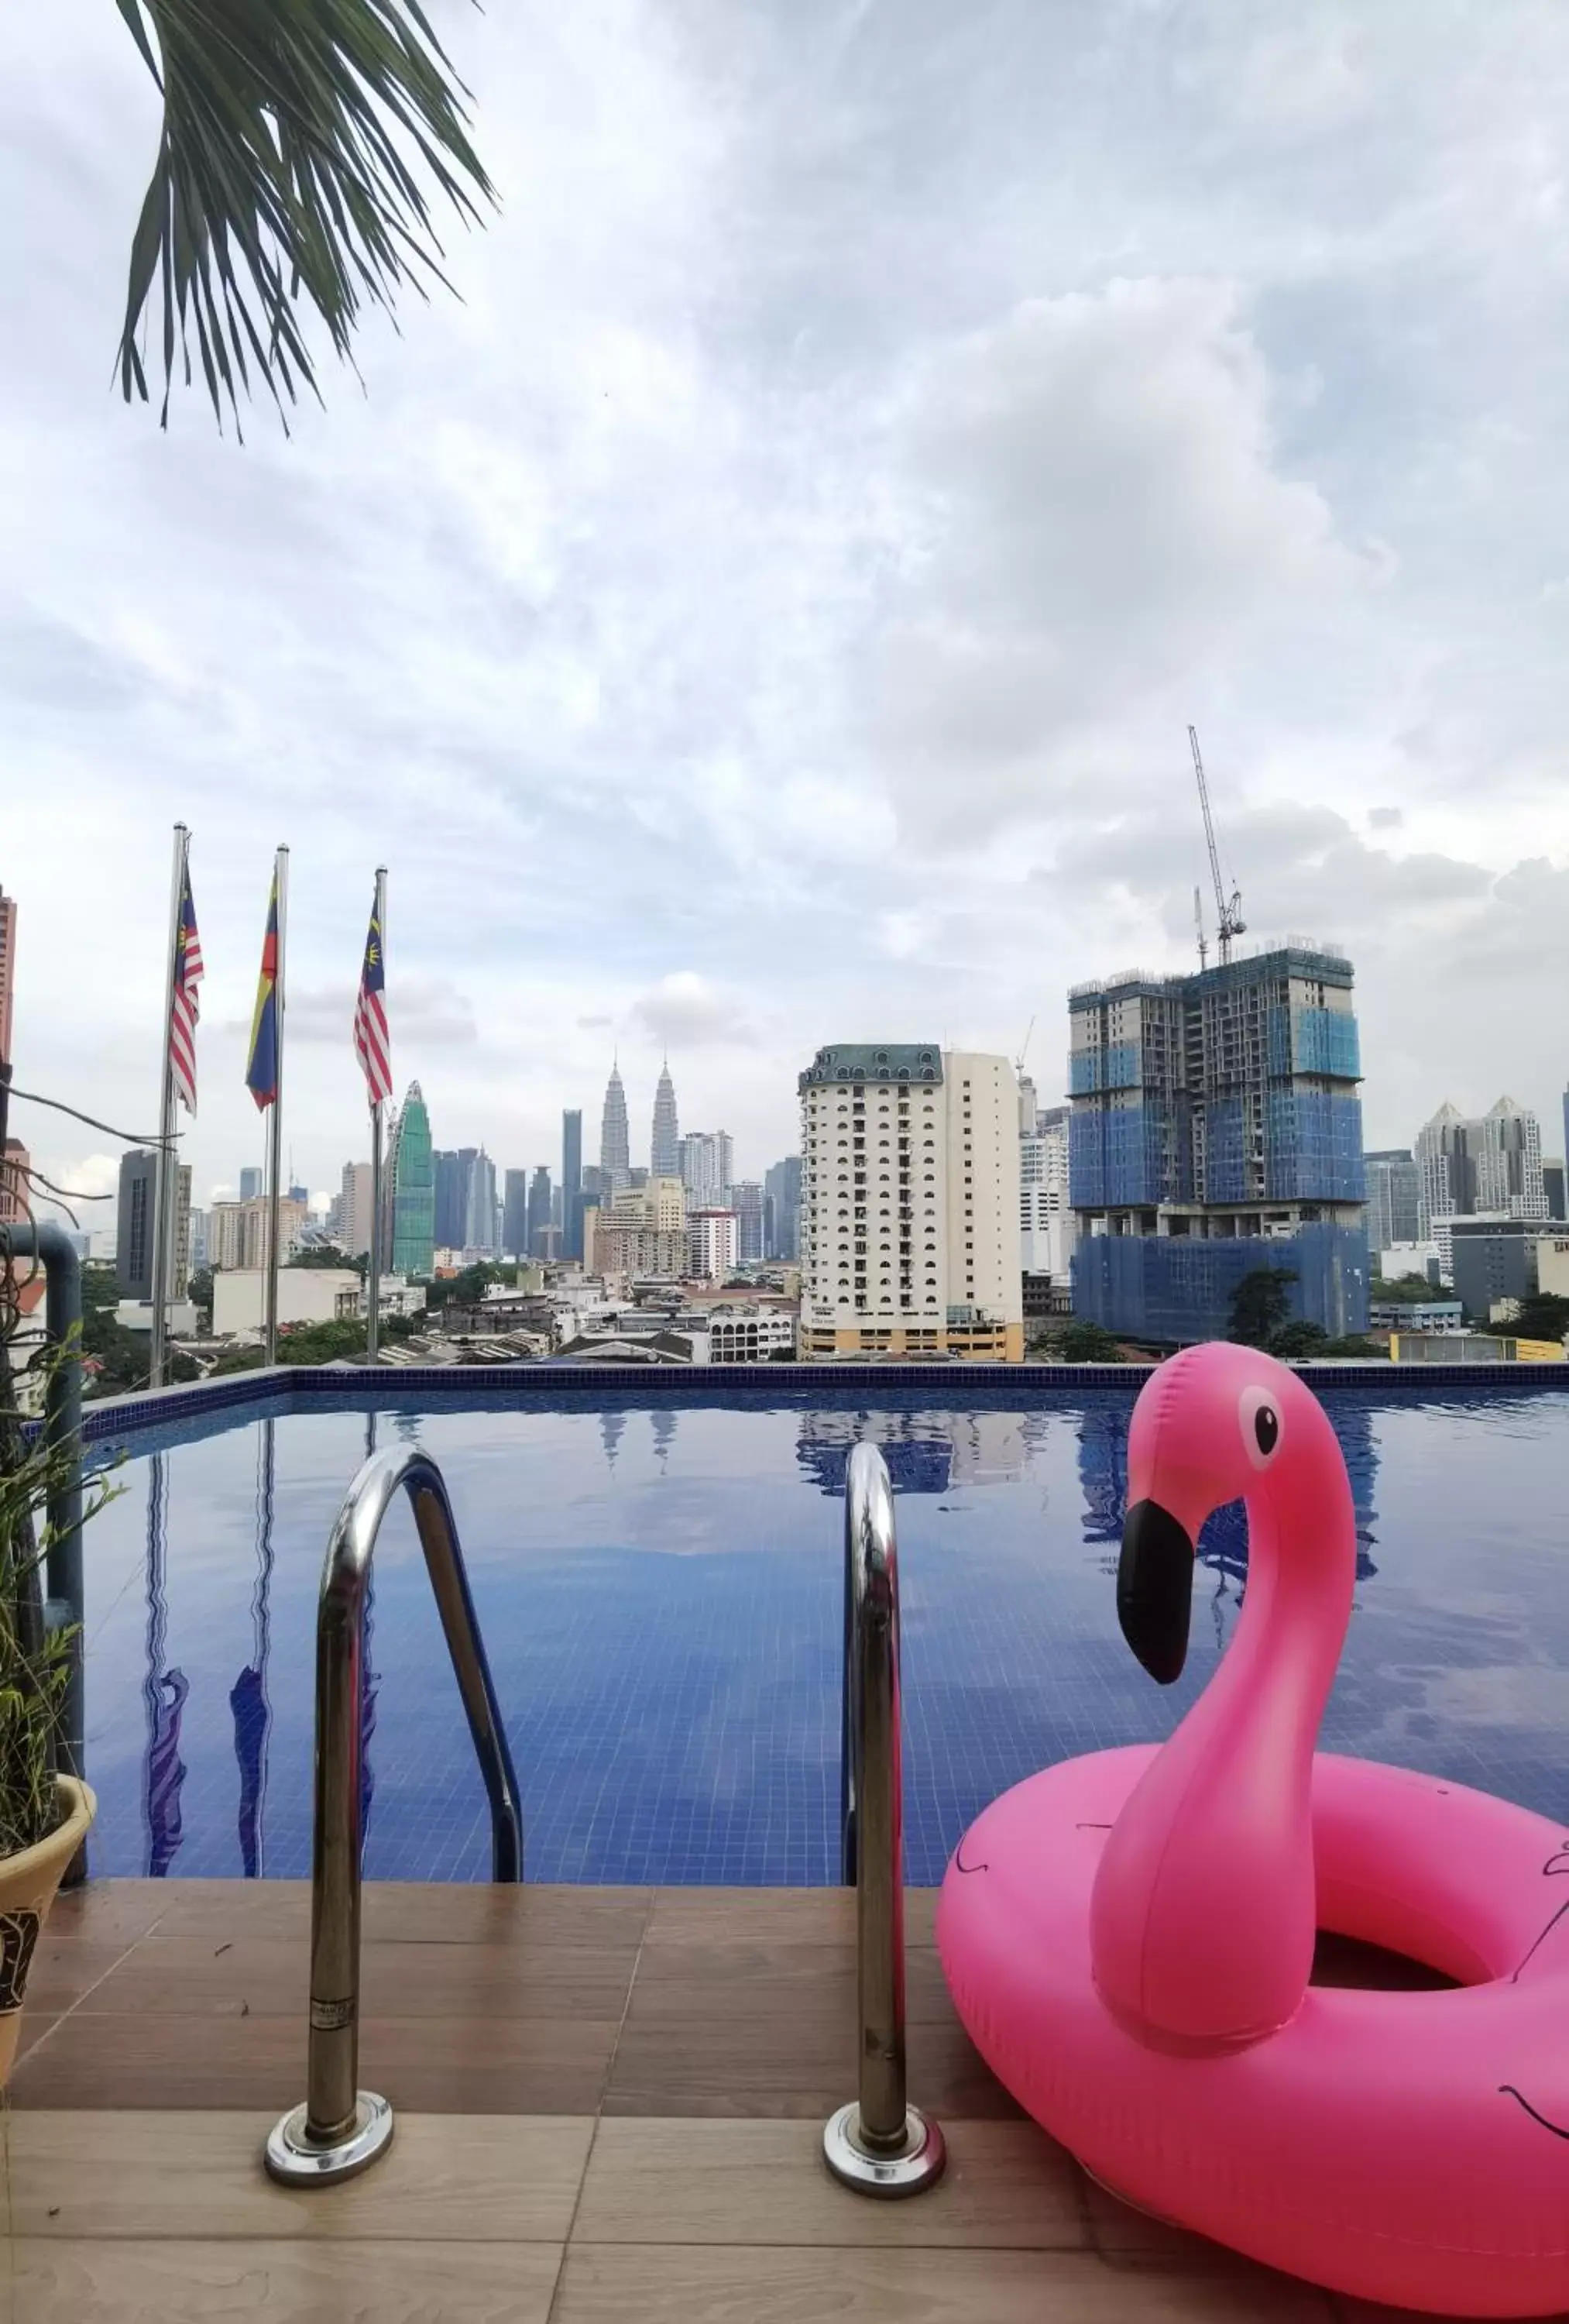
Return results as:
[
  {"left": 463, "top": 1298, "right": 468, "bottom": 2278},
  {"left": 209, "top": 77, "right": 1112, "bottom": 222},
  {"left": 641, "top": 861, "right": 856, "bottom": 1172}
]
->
[{"left": 0, "top": 1776, "right": 95, "bottom": 2087}]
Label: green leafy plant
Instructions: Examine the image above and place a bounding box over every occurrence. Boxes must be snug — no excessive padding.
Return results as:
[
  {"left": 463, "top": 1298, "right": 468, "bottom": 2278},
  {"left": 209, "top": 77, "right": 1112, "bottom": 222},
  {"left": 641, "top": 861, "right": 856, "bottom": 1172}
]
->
[
  {"left": 0, "top": 1336, "right": 119, "bottom": 1855},
  {"left": 115, "top": 0, "right": 493, "bottom": 432}
]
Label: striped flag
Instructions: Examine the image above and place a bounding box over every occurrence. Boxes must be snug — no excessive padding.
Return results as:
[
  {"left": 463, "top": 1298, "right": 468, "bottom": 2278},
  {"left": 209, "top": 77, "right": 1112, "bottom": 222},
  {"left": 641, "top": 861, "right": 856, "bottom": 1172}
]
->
[
  {"left": 245, "top": 872, "right": 280, "bottom": 1110},
  {"left": 353, "top": 891, "right": 392, "bottom": 1106},
  {"left": 169, "top": 865, "right": 204, "bottom": 1113}
]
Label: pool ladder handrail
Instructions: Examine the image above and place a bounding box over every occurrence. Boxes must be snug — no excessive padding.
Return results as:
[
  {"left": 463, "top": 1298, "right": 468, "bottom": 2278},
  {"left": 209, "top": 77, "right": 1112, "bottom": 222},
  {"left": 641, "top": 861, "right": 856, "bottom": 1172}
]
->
[
  {"left": 823, "top": 1442, "right": 946, "bottom": 2196},
  {"left": 266, "top": 1446, "right": 524, "bottom": 2185}
]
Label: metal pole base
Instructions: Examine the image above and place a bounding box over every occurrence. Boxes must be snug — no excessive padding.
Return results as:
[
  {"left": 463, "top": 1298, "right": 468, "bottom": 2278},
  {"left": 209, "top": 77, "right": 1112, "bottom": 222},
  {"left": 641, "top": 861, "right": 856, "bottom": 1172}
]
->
[
  {"left": 822, "top": 2103, "right": 946, "bottom": 2198},
  {"left": 265, "top": 2092, "right": 394, "bottom": 2186}
]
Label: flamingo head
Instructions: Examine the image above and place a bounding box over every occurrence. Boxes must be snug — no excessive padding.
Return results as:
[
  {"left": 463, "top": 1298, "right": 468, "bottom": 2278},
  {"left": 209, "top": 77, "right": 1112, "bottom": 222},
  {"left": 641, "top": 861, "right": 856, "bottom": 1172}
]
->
[{"left": 1118, "top": 1340, "right": 1344, "bottom": 1685}]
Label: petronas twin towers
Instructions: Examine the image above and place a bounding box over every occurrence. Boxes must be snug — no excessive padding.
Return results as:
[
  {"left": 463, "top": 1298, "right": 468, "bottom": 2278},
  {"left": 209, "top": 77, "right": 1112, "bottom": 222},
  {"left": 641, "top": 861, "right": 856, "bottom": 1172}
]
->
[{"left": 599, "top": 1057, "right": 679, "bottom": 1191}]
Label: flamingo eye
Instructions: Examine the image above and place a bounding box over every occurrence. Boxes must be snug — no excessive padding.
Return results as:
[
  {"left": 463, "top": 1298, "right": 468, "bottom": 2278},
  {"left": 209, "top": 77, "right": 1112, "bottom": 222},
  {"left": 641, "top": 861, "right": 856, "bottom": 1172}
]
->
[{"left": 1239, "top": 1385, "right": 1283, "bottom": 1470}]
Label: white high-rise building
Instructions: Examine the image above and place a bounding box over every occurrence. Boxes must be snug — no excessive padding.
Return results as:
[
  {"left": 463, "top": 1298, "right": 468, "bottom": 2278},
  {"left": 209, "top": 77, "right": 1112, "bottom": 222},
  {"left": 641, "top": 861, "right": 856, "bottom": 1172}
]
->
[
  {"left": 688, "top": 1207, "right": 738, "bottom": 1282},
  {"left": 798, "top": 1044, "right": 1024, "bottom": 1360},
  {"left": 334, "top": 1160, "right": 375, "bottom": 1257},
  {"left": 678, "top": 1129, "right": 733, "bottom": 1208},
  {"left": 1021, "top": 1102, "right": 1075, "bottom": 1282}
]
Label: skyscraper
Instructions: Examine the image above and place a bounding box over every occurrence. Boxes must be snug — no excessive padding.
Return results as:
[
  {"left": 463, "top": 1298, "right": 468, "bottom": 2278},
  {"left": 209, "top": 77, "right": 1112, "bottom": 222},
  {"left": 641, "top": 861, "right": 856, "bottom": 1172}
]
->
[
  {"left": 798, "top": 1045, "right": 1024, "bottom": 1359},
  {"left": 731, "top": 1179, "right": 765, "bottom": 1263},
  {"left": 388, "top": 1081, "right": 434, "bottom": 1277},
  {"left": 465, "top": 1150, "right": 498, "bottom": 1253},
  {"left": 678, "top": 1129, "right": 733, "bottom": 1208},
  {"left": 1365, "top": 1149, "right": 1421, "bottom": 1254},
  {"left": 651, "top": 1059, "right": 679, "bottom": 1178},
  {"left": 1069, "top": 947, "right": 1368, "bottom": 1342},
  {"left": 527, "top": 1167, "right": 552, "bottom": 1254},
  {"left": 502, "top": 1168, "right": 530, "bottom": 1257},
  {"left": 600, "top": 1063, "right": 630, "bottom": 1192},
  {"left": 239, "top": 1167, "right": 263, "bottom": 1202},
  {"left": 116, "top": 1150, "right": 192, "bottom": 1299},
  {"left": 434, "top": 1148, "right": 476, "bottom": 1250},
  {"left": 764, "top": 1155, "right": 802, "bottom": 1262},
  {"left": 561, "top": 1108, "right": 584, "bottom": 1260}
]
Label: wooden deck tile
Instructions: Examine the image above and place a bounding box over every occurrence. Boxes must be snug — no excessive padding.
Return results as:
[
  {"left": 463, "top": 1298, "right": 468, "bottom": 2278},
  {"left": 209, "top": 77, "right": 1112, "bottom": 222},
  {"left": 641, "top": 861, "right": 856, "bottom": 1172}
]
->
[
  {"left": 12, "top": 2239, "right": 563, "bottom": 2323},
  {"left": 9, "top": 2111, "right": 592, "bottom": 2242},
  {"left": 573, "top": 2116, "right": 1087, "bottom": 2247},
  {"left": 548, "top": 2243, "right": 1335, "bottom": 2321},
  {"left": 42, "top": 1882, "right": 172, "bottom": 1948},
  {"left": 6, "top": 2008, "right": 622, "bottom": 2114},
  {"left": 70, "top": 1935, "right": 640, "bottom": 2023},
  {"left": 139, "top": 1879, "right": 651, "bottom": 1948}
]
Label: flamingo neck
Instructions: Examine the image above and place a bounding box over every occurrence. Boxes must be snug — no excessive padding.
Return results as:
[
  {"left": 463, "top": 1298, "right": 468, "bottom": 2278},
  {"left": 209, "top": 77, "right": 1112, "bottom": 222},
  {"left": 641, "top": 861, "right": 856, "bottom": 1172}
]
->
[{"left": 1090, "top": 1459, "right": 1358, "bottom": 2051}]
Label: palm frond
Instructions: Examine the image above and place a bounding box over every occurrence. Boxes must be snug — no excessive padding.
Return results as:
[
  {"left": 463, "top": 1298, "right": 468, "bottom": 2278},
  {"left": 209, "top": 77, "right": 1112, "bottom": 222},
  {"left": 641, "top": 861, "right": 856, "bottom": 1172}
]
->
[{"left": 115, "top": 0, "right": 495, "bottom": 433}]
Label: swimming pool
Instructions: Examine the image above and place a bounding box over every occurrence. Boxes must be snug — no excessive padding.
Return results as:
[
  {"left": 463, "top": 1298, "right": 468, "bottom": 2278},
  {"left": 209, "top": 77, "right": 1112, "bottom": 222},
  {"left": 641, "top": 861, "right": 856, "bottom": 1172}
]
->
[{"left": 77, "top": 1380, "right": 1569, "bottom": 1885}]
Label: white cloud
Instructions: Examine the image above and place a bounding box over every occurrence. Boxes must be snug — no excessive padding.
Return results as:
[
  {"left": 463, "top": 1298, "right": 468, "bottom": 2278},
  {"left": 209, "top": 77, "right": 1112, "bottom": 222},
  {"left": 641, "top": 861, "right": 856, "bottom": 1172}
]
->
[{"left": 2, "top": 0, "right": 1568, "bottom": 1190}]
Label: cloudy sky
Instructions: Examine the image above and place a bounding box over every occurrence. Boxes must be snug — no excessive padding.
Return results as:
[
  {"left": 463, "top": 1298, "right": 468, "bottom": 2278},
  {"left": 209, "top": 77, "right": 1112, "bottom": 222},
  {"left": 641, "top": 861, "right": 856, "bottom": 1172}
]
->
[{"left": 5, "top": 2, "right": 1569, "bottom": 1222}]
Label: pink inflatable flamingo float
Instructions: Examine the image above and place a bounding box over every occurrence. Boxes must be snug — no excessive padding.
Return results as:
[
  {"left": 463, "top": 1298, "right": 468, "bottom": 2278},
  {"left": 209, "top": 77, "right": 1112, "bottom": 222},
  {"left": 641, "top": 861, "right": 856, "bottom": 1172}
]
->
[{"left": 938, "top": 1342, "right": 1569, "bottom": 2317}]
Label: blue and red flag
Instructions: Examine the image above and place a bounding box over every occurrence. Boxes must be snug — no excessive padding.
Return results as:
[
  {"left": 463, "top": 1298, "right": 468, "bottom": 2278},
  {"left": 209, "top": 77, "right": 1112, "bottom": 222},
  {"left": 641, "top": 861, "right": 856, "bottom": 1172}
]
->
[{"left": 245, "top": 873, "right": 280, "bottom": 1110}]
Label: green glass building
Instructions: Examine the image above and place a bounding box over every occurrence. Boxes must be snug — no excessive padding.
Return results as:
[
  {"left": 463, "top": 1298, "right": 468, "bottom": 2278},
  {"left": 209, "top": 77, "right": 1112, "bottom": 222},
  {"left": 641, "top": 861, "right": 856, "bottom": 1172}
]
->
[{"left": 387, "top": 1079, "right": 435, "bottom": 1278}]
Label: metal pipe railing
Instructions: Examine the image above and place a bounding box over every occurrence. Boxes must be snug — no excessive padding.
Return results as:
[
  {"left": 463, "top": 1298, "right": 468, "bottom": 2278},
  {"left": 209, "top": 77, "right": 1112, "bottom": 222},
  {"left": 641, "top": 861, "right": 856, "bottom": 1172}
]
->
[
  {"left": 823, "top": 1442, "right": 945, "bottom": 2196},
  {"left": 266, "top": 1446, "right": 523, "bottom": 2185}
]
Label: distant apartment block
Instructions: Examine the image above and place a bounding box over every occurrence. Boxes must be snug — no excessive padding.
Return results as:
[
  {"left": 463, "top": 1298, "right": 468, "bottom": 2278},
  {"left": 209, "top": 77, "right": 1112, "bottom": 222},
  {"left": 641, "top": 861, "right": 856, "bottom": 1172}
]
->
[
  {"left": 798, "top": 1044, "right": 1024, "bottom": 1360},
  {"left": 679, "top": 1130, "right": 733, "bottom": 1209},
  {"left": 332, "top": 1160, "right": 375, "bottom": 1257},
  {"left": 0, "top": 1137, "right": 28, "bottom": 1226},
  {"left": 208, "top": 1192, "right": 306, "bottom": 1273},
  {"left": 1068, "top": 947, "right": 1368, "bottom": 1342},
  {"left": 239, "top": 1167, "right": 263, "bottom": 1202},
  {"left": 562, "top": 1109, "right": 584, "bottom": 1259},
  {"left": 687, "top": 1206, "right": 738, "bottom": 1284},
  {"left": 1417, "top": 1098, "right": 1547, "bottom": 1233}
]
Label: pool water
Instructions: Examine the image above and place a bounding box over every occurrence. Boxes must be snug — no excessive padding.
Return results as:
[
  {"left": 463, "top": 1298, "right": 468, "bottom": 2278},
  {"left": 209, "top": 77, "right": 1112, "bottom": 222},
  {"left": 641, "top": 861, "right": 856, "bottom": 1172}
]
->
[{"left": 79, "top": 1387, "right": 1569, "bottom": 1884}]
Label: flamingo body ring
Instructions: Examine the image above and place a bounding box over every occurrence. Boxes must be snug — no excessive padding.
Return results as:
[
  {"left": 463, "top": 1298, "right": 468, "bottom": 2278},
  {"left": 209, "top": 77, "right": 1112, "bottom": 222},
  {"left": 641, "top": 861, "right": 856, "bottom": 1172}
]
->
[{"left": 938, "top": 1343, "right": 1569, "bottom": 2317}]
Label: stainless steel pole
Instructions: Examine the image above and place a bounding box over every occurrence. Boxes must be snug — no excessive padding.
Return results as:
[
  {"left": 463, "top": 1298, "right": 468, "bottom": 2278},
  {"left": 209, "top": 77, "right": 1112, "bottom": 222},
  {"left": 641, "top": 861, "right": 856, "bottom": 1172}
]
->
[
  {"left": 265, "top": 1446, "right": 523, "bottom": 2186},
  {"left": 264, "top": 846, "right": 289, "bottom": 1364},
  {"left": 823, "top": 1442, "right": 944, "bottom": 2196},
  {"left": 366, "top": 866, "right": 386, "bottom": 1364},
  {"left": 149, "top": 824, "right": 187, "bottom": 1389}
]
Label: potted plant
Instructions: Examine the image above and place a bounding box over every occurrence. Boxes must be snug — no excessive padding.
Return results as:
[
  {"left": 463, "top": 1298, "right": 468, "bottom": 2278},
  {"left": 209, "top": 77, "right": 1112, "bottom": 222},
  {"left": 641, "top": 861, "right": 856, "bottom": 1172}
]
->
[{"left": 0, "top": 1336, "right": 99, "bottom": 2085}]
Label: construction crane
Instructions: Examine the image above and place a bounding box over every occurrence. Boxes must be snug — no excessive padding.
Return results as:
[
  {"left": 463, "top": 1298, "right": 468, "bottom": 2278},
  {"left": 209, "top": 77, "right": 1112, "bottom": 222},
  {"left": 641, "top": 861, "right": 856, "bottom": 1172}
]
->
[
  {"left": 1193, "top": 885, "right": 1208, "bottom": 971},
  {"left": 1188, "top": 723, "right": 1245, "bottom": 964},
  {"left": 1015, "top": 1015, "right": 1035, "bottom": 1076}
]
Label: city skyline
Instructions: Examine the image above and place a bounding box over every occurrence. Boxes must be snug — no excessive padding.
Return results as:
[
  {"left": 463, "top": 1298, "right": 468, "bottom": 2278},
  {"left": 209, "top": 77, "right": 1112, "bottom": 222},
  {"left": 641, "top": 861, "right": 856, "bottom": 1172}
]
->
[{"left": 8, "top": 12, "right": 1569, "bottom": 1226}]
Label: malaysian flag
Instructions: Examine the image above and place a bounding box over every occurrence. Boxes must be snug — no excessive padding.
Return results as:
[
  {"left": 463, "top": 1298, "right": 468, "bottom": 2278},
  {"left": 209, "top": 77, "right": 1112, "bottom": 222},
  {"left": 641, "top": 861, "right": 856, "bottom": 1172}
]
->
[
  {"left": 353, "top": 889, "right": 392, "bottom": 1106},
  {"left": 169, "top": 865, "right": 204, "bottom": 1114}
]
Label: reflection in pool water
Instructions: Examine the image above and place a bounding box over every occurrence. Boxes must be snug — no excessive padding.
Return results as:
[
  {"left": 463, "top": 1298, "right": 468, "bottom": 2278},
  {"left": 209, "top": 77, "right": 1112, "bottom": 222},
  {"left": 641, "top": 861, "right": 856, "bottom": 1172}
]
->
[{"left": 81, "top": 1386, "right": 1569, "bottom": 1886}]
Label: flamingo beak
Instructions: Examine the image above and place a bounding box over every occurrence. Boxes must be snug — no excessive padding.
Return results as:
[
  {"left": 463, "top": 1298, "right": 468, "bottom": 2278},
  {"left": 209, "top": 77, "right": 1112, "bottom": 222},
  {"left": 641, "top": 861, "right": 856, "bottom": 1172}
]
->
[{"left": 1118, "top": 1500, "right": 1194, "bottom": 1684}]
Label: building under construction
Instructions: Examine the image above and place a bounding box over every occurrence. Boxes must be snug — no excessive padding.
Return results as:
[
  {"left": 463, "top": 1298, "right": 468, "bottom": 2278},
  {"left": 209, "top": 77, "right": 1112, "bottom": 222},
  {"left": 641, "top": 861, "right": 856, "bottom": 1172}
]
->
[{"left": 1068, "top": 944, "right": 1369, "bottom": 1343}]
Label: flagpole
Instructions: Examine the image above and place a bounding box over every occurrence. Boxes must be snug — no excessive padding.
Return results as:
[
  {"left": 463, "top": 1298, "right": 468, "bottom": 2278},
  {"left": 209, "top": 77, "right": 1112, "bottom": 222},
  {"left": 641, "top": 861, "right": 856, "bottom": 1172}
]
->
[
  {"left": 149, "top": 823, "right": 188, "bottom": 1391},
  {"left": 366, "top": 865, "right": 387, "bottom": 1365},
  {"left": 264, "top": 846, "right": 289, "bottom": 1365}
]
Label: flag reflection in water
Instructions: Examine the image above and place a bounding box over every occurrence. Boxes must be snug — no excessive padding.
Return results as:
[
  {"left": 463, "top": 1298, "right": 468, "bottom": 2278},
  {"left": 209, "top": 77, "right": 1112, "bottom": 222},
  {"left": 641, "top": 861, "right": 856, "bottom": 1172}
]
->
[
  {"left": 142, "top": 1452, "right": 188, "bottom": 1877},
  {"left": 229, "top": 1418, "right": 276, "bottom": 1877}
]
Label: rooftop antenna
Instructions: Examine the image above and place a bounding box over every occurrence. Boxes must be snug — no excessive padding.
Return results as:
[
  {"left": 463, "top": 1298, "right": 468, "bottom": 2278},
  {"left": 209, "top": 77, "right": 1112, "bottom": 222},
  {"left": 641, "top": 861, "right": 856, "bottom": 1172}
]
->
[{"left": 1188, "top": 724, "right": 1245, "bottom": 964}]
